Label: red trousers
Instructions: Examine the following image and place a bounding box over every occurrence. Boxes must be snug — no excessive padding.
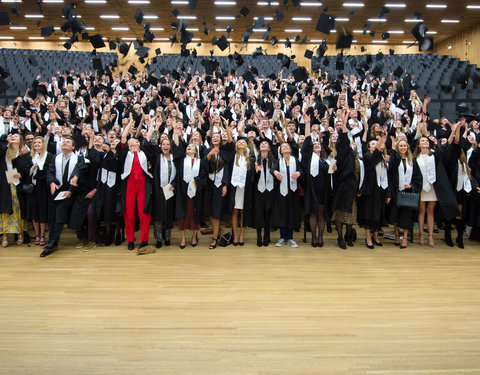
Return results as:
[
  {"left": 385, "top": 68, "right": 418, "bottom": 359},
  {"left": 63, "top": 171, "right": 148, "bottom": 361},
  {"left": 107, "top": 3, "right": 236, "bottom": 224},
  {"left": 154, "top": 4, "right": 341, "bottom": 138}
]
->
[{"left": 124, "top": 175, "right": 151, "bottom": 243}]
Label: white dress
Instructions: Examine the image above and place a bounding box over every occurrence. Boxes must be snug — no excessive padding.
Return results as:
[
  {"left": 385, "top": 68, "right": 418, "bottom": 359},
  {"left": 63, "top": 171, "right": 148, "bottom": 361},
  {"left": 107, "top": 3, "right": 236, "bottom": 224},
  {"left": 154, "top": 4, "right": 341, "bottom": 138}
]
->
[{"left": 417, "top": 154, "right": 438, "bottom": 202}]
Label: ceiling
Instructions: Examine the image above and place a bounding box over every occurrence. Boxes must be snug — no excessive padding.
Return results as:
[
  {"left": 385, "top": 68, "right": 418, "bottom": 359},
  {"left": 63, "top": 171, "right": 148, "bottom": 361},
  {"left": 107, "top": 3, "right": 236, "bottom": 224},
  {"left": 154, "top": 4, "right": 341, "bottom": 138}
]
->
[{"left": 0, "top": 0, "right": 479, "bottom": 49}]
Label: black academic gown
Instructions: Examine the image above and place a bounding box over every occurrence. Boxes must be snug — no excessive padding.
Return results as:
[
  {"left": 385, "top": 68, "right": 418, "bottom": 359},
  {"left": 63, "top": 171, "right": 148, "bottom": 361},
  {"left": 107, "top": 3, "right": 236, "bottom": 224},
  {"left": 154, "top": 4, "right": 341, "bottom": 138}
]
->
[
  {"left": 171, "top": 140, "right": 207, "bottom": 223},
  {"left": 387, "top": 150, "right": 423, "bottom": 229},
  {"left": 95, "top": 149, "right": 121, "bottom": 222},
  {"left": 301, "top": 136, "right": 331, "bottom": 217},
  {"left": 12, "top": 153, "right": 34, "bottom": 221},
  {"left": 357, "top": 149, "right": 390, "bottom": 230},
  {"left": 467, "top": 148, "right": 480, "bottom": 235},
  {"left": 201, "top": 142, "right": 235, "bottom": 220},
  {"left": 270, "top": 156, "right": 304, "bottom": 230},
  {"left": 150, "top": 147, "right": 177, "bottom": 228},
  {"left": 253, "top": 154, "right": 275, "bottom": 229},
  {"left": 331, "top": 131, "right": 358, "bottom": 214},
  {"left": 0, "top": 137, "right": 13, "bottom": 215},
  {"left": 30, "top": 152, "right": 54, "bottom": 223}
]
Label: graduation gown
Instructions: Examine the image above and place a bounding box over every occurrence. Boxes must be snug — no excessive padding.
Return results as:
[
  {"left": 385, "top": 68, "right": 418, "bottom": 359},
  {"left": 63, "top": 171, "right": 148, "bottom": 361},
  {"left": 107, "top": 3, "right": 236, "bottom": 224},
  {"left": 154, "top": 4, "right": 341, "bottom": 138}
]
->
[
  {"left": 31, "top": 152, "right": 55, "bottom": 223},
  {"left": 201, "top": 142, "right": 235, "bottom": 219},
  {"left": 0, "top": 137, "right": 13, "bottom": 215},
  {"left": 171, "top": 140, "right": 207, "bottom": 224},
  {"left": 95, "top": 149, "right": 121, "bottom": 222},
  {"left": 253, "top": 154, "right": 275, "bottom": 229},
  {"left": 151, "top": 148, "right": 177, "bottom": 227},
  {"left": 12, "top": 153, "right": 34, "bottom": 221},
  {"left": 270, "top": 156, "right": 304, "bottom": 230},
  {"left": 301, "top": 136, "right": 331, "bottom": 217}
]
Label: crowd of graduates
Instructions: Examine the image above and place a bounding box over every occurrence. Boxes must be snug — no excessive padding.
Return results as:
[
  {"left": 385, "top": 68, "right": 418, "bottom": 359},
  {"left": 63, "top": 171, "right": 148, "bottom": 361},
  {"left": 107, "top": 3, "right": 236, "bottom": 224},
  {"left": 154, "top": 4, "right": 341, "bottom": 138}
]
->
[{"left": 0, "top": 61, "right": 479, "bottom": 257}]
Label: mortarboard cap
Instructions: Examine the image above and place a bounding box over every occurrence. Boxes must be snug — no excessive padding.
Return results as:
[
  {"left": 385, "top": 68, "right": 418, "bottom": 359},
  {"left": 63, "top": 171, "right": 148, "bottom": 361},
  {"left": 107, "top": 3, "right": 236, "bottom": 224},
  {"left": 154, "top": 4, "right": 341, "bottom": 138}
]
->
[
  {"left": 419, "top": 37, "right": 434, "bottom": 51},
  {"left": 240, "top": 6, "right": 249, "bottom": 16},
  {"left": 181, "top": 29, "right": 193, "bottom": 44},
  {"left": 369, "top": 30, "right": 376, "bottom": 37},
  {"left": 10, "top": 6, "right": 19, "bottom": 15},
  {"left": 169, "top": 34, "right": 177, "bottom": 43},
  {"left": 41, "top": 25, "right": 55, "bottom": 37},
  {"left": 316, "top": 13, "right": 335, "bottom": 35},
  {"left": 393, "top": 66, "right": 404, "bottom": 77},
  {"left": 304, "top": 49, "right": 313, "bottom": 59},
  {"left": 292, "top": 67, "right": 308, "bottom": 82},
  {"left": 253, "top": 47, "right": 263, "bottom": 58},
  {"left": 335, "top": 60, "right": 344, "bottom": 70},
  {"left": 155, "top": 48, "right": 161, "bottom": 55},
  {"left": 36, "top": 85, "right": 47, "bottom": 97},
  {"left": 322, "top": 58, "right": 329, "bottom": 67},
  {"left": 204, "top": 27, "right": 211, "bottom": 35},
  {"left": 109, "top": 40, "right": 116, "bottom": 50},
  {"left": 135, "top": 9, "right": 144, "bottom": 24},
  {"left": 136, "top": 46, "right": 150, "bottom": 58},
  {"left": 172, "top": 8, "right": 179, "bottom": 17},
  {"left": 90, "top": 33, "right": 105, "bottom": 49},
  {"left": 276, "top": 9, "right": 284, "bottom": 21},
  {"left": 254, "top": 16, "right": 266, "bottom": 29},
  {"left": 128, "top": 65, "right": 138, "bottom": 75},
  {"left": 300, "top": 36, "right": 307, "bottom": 44},
  {"left": 389, "top": 48, "right": 394, "bottom": 55},
  {"left": 92, "top": 58, "right": 102, "bottom": 71},
  {"left": 292, "top": 0, "right": 301, "bottom": 6},
  {"left": 270, "top": 36, "right": 278, "bottom": 45},
  {"left": 119, "top": 42, "right": 131, "bottom": 56},
  {"left": 411, "top": 22, "right": 427, "bottom": 41},
  {"left": 0, "top": 11, "right": 10, "bottom": 25},
  {"left": 243, "top": 71, "right": 255, "bottom": 83},
  {"left": 382, "top": 32, "right": 390, "bottom": 40},
  {"left": 188, "top": 0, "right": 197, "bottom": 10},
  {"left": 0, "top": 78, "right": 10, "bottom": 93},
  {"left": 180, "top": 48, "right": 190, "bottom": 57},
  {"left": 63, "top": 41, "right": 72, "bottom": 50},
  {"left": 28, "top": 56, "right": 40, "bottom": 68},
  {"left": 376, "top": 51, "right": 384, "bottom": 61},
  {"left": 144, "top": 30, "right": 154, "bottom": 42},
  {"left": 371, "top": 64, "right": 383, "bottom": 77},
  {"left": 335, "top": 33, "right": 353, "bottom": 49},
  {"left": 294, "top": 35, "right": 300, "bottom": 42},
  {"left": 284, "top": 38, "right": 291, "bottom": 48},
  {"left": 456, "top": 102, "right": 469, "bottom": 114}
]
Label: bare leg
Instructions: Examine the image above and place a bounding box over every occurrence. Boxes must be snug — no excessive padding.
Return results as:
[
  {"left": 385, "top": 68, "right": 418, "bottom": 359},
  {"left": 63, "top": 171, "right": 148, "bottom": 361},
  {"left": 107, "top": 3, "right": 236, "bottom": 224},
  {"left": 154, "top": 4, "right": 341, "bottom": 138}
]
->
[
  {"left": 427, "top": 201, "right": 436, "bottom": 247},
  {"left": 231, "top": 209, "right": 239, "bottom": 243},
  {"left": 210, "top": 217, "right": 220, "bottom": 248},
  {"left": 365, "top": 228, "right": 373, "bottom": 246}
]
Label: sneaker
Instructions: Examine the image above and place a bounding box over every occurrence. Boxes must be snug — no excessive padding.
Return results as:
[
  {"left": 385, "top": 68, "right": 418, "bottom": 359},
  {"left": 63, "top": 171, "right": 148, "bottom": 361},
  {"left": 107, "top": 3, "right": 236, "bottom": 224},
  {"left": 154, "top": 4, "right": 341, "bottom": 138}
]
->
[
  {"left": 275, "top": 238, "right": 285, "bottom": 247},
  {"left": 75, "top": 240, "right": 88, "bottom": 249},
  {"left": 287, "top": 239, "right": 298, "bottom": 248},
  {"left": 82, "top": 242, "right": 97, "bottom": 252}
]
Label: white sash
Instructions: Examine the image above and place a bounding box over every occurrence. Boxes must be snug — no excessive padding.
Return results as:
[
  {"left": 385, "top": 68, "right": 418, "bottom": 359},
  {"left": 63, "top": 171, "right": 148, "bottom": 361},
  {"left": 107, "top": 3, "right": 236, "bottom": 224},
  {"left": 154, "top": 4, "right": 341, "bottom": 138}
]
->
[
  {"left": 31, "top": 152, "right": 47, "bottom": 185},
  {"left": 160, "top": 154, "right": 176, "bottom": 188},
  {"left": 231, "top": 155, "right": 247, "bottom": 188},
  {"left": 457, "top": 160, "right": 472, "bottom": 193},
  {"left": 258, "top": 159, "right": 274, "bottom": 193},
  {"left": 417, "top": 154, "right": 436, "bottom": 192},
  {"left": 183, "top": 157, "right": 200, "bottom": 198},
  {"left": 375, "top": 161, "right": 389, "bottom": 189},
  {"left": 101, "top": 168, "right": 117, "bottom": 188},
  {"left": 279, "top": 156, "right": 297, "bottom": 197},
  {"left": 358, "top": 159, "right": 365, "bottom": 191},
  {"left": 398, "top": 159, "right": 413, "bottom": 191},
  {"left": 121, "top": 151, "right": 153, "bottom": 180},
  {"left": 55, "top": 153, "right": 78, "bottom": 187},
  {"left": 209, "top": 168, "right": 224, "bottom": 188},
  {"left": 310, "top": 152, "right": 320, "bottom": 177}
]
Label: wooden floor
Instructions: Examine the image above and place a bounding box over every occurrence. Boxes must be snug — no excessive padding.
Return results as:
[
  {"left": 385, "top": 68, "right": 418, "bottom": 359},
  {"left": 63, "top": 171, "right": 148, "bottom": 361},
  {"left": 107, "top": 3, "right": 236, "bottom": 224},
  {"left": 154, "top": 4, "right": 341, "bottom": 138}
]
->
[{"left": 1, "top": 229, "right": 480, "bottom": 375}]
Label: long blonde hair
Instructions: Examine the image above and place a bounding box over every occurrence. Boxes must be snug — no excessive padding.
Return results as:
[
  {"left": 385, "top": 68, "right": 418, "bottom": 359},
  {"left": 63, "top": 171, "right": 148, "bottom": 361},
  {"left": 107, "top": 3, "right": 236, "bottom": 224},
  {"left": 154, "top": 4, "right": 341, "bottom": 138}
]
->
[
  {"left": 6, "top": 134, "right": 24, "bottom": 163},
  {"left": 395, "top": 139, "right": 413, "bottom": 165},
  {"left": 30, "top": 136, "right": 47, "bottom": 158},
  {"left": 235, "top": 139, "right": 250, "bottom": 170}
]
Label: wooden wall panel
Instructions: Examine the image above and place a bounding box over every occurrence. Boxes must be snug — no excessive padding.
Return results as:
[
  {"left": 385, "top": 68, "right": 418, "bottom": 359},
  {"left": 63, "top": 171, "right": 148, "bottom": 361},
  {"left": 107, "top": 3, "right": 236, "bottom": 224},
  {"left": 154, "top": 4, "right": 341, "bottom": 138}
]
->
[{"left": 435, "top": 24, "right": 480, "bottom": 67}]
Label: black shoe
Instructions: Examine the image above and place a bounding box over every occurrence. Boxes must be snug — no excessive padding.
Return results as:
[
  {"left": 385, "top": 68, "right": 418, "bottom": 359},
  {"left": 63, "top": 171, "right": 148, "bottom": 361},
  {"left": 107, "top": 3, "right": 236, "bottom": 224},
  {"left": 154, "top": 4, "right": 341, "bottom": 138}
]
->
[
  {"left": 156, "top": 240, "right": 162, "bottom": 249},
  {"left": 400, "top": 245, "right": 407, "bottom": 249},
  {"left": 262, "top": 238, "right": 269, "bottom": 246},
  {"left": 191, "top": 235, "right": 198, "bottom": 247},
  {"left": 318, "top": 241, "right": 324, "bottom": 248},
  {"left": 456, "top": 236, "right": 464, "bottom": 249},
  {"left": 115, "top": 233, "right": 122, "bottom": 246},
  {"left": 311, "top": 239, "right": 318, "bottom": 247},
  {"left": 326, "top": 222, "right": 332, "bottom": 233},
  {"left": 257, "top": 237, "right": 263, "bottom": 247},
  {"left": 127, "top": 242, "right": 134, "bottom": 251},
  {"left": 179, "top": 241, "right": 186, "bottom": 249},
  {"left": 164, "top": 240, "right": 171, "bottom": 246},
  {"left": 138, "top": 241, "right": 148, "bottom": 249},
  {"left": 104, "top": 234, "right": 113, "bottom": 247},
  {"left": 365, "top": 239, "right": 374, "bottom": 249},
  {"left": 40, "top": 249, "right": 54, "bottom": 257},
  {"left": 344, "top": 232, "right": 354, "bottom": 247},
  {"left": 44, "top": 241, "right": 57, "bottom": 250},
  {"left": 233, "top": 242, "right": 239, "bottom": 246},
  {"left": 200, "top": 222, "right": 208, "bottom": 228},
  {"left": 337, "top": 236, "right": 347, "bottom": 250},
  {"left": 445, "top": 235, "right": 454, "bottom": 247},
  {"left": 372, "top": 239, "right": 383, "bottom": 246}
]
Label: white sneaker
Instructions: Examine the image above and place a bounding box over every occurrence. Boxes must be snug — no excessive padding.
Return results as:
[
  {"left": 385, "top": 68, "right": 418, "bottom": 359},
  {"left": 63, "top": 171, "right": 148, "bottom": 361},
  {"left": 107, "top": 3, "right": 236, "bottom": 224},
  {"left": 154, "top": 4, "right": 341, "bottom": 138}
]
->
[
  {"left": 287, "top": 239, "right": 298, "bottom": 248},
  {"left": 275, "top": 238, "right": 285, "bottom": 247}
]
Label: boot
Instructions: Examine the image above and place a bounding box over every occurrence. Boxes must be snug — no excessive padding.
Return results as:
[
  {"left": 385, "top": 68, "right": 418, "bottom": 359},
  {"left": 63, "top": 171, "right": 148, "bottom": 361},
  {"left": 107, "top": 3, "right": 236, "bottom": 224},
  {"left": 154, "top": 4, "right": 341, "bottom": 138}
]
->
[
  {"left": 444, "top": 221, "right": 454, "bottom": 247},
  {"left": 257, "top": 229, "right": 263, "bottom": 247},
  {"left": 455, "top": 218, "right": 464, "bottom": 249},
  {"left": 263, "top": 229, "right": 270, "bottom": 247}
]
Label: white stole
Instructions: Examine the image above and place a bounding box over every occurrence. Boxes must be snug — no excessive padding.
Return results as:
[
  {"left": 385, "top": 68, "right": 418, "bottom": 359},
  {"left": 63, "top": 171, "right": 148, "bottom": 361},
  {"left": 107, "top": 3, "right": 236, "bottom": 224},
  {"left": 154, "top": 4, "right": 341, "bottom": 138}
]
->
[
  {"left": 258, "top": 159, "right": 274, "bottom": 193},
  {"left": 121, "top": 151, "right": 153, "bottom": 180},
  {"left": 159, "top": 154, "right": 176, "bottom": 188},
  {"left": 398, "top": 159, "right": 413, "bottom": 191},
  {"left": 310, "top": 152, "right": 320, "bottom": 177},
  {"left": 31, "top": 152, "right": 47, "bottom": 185},
  {"left": 457, "top": 160, "right": 472, "bottom": 193},
  {"left": 101, "top": 168, "right": 117, "bottom": 188},
  {"left": 279, "top": 156, "right": 297, "bottom": 197},
  {"left": 358, "top": 159, "right": 365, "bottom": 190},
  {"left": 208, "top": 154, "right": 224, "bottom": 188},
  {"left": 417, "top": 154, "right": 436, "bottom": 192},
  {"left": 375, "top": 161, "right": 389, "bottom": 189},
  {"left": 55, "top": 153, "right": 78, "bottom": 187},
  {"left": 231, "top": 155, "right": 247, "bottom": 188},
  {"left": 183, "top": 156, "right": 200, "bottom": 198}
]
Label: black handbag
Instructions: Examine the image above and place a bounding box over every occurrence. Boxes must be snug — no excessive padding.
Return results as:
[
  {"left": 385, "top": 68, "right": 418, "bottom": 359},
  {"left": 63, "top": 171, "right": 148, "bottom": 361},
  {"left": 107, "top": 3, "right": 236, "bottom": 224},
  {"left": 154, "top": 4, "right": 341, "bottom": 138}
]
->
[
  {"left": 21, "top": 183, "right": 34, "bottom": 194},
  {"left": 396, "top": 191, "right": 420, "bottom": 209}
]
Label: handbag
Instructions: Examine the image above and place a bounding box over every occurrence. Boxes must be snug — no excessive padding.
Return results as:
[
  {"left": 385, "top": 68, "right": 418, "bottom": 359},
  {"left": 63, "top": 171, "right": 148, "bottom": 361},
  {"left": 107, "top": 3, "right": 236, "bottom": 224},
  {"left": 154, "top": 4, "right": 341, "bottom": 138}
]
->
[
  {"left": 21, "top": 183, "right": 34, "bottom": 195},
  {"left": 396, "top": 191, "right": 420, "bottom": 209},
  {"left": 219, "top": 232, "right": 232, "bottom": 247}
]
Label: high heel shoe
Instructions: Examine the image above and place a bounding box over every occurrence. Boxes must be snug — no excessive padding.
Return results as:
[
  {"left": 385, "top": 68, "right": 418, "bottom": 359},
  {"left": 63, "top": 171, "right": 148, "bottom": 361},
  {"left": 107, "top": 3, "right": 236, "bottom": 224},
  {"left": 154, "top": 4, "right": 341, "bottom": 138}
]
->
[
  {"left": 209, "top": 237, "right": 218, "bottom": 250},
  {"left": 372, "top": 239, "right": 383, "bottom": 247},
  {"left": 428, "top": 235, "right": 435, "bottom": 248},
  {"left": 365, "top": 239, "right": 374, "bottom": 249},
  {"left": 191, "top": 234, "right": 198, "bottom": 247},
  {"left": 2, "top": 234, "right": 8, "bottom": 247},
  {"left": 179, "top": 239, "right": 186, "bottom": 249},
  {"left": 39, "top": 235, "right": 47, "bottom": 246},
  {"left": 16, "top": 233, "right": 24, "bottom": 246},
  {"left": 400, "top": 238, "right": 407, "bottom": 249},
  {"left": 34, "top": 235, "right": 40, "bottom": 245},
  {"left": 337, "top": 236, "right": 347, "bottom": 250},
  {"left": 418, "top": 235, "right": 425, "bottom": 246}
]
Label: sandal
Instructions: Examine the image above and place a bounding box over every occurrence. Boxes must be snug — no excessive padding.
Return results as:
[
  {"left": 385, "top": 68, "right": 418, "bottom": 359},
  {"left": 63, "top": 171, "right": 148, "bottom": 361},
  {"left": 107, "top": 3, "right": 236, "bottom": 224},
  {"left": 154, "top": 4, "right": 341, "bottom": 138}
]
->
[
  {"left": 2, "top": 234, "right": 7, "bottom": 247},
  {"left": 209, "top": 237, "right": 218, "bottom": 250},
  {"left": 39, "top": 236, "right": 47, "bottom": 246},
  {"left": 419, "top": 234, "right": 425, "bottom": 246},
  {"left": 16, "top": 233, "right": 24, "bottom": 246},
  {"left": 35, "top": 235, "right": 41, "bottom": 245},
  {"left": 428, "top": 235, "right": 435, "bottom": 248}
]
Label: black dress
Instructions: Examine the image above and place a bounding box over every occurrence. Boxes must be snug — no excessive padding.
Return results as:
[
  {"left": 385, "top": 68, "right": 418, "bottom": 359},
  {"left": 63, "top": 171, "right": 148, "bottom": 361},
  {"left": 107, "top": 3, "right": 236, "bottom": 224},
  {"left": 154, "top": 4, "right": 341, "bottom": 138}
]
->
[
  {"left": 270, "top": 156, "right": 303, "bottom": 230},
  {"left": 357, "top": 149, "right": 390, "bottom": 231},
  {"left": 253, "top": 155, "right": 275, "bottom": 229},
  {"left": 12, "top": 153, "right": 34, "bottom": 221},
  {"left": 30, "top": 152, "right": 55, "bottom": 223},
  {"left": 387, "top": 150, "right": 422, "bottom": 230}
]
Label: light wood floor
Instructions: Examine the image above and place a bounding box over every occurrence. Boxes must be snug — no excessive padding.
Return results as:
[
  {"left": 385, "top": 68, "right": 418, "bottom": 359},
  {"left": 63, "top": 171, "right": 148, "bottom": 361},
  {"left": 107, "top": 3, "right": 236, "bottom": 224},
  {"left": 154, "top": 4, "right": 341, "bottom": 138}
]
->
[{"left": 1, "top": 229, "right": 480, "bottom": 375}]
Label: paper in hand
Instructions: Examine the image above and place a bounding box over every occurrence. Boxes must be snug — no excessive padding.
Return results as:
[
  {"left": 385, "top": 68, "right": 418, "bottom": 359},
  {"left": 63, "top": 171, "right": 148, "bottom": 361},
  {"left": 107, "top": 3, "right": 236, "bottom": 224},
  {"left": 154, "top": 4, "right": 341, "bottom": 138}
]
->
[
  {"left": 328, "top": 160, "right": 336, "bottom": 174},
  {"left": 163, "top": 183, "right": 174, "bottom": 200},
  {"left": 6, "top": 168, "right": 20, "bottom": 185},
  {"left": 54, "top": 191, "right": 69, "bottom": 201}
]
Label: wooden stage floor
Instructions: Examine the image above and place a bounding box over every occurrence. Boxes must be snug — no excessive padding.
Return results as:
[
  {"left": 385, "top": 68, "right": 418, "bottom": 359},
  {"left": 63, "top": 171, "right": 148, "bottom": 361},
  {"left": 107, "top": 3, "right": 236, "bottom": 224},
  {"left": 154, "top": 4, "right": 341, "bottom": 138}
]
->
[{"left": 1, "top": 229, "right": 480, "bottom": 375}]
